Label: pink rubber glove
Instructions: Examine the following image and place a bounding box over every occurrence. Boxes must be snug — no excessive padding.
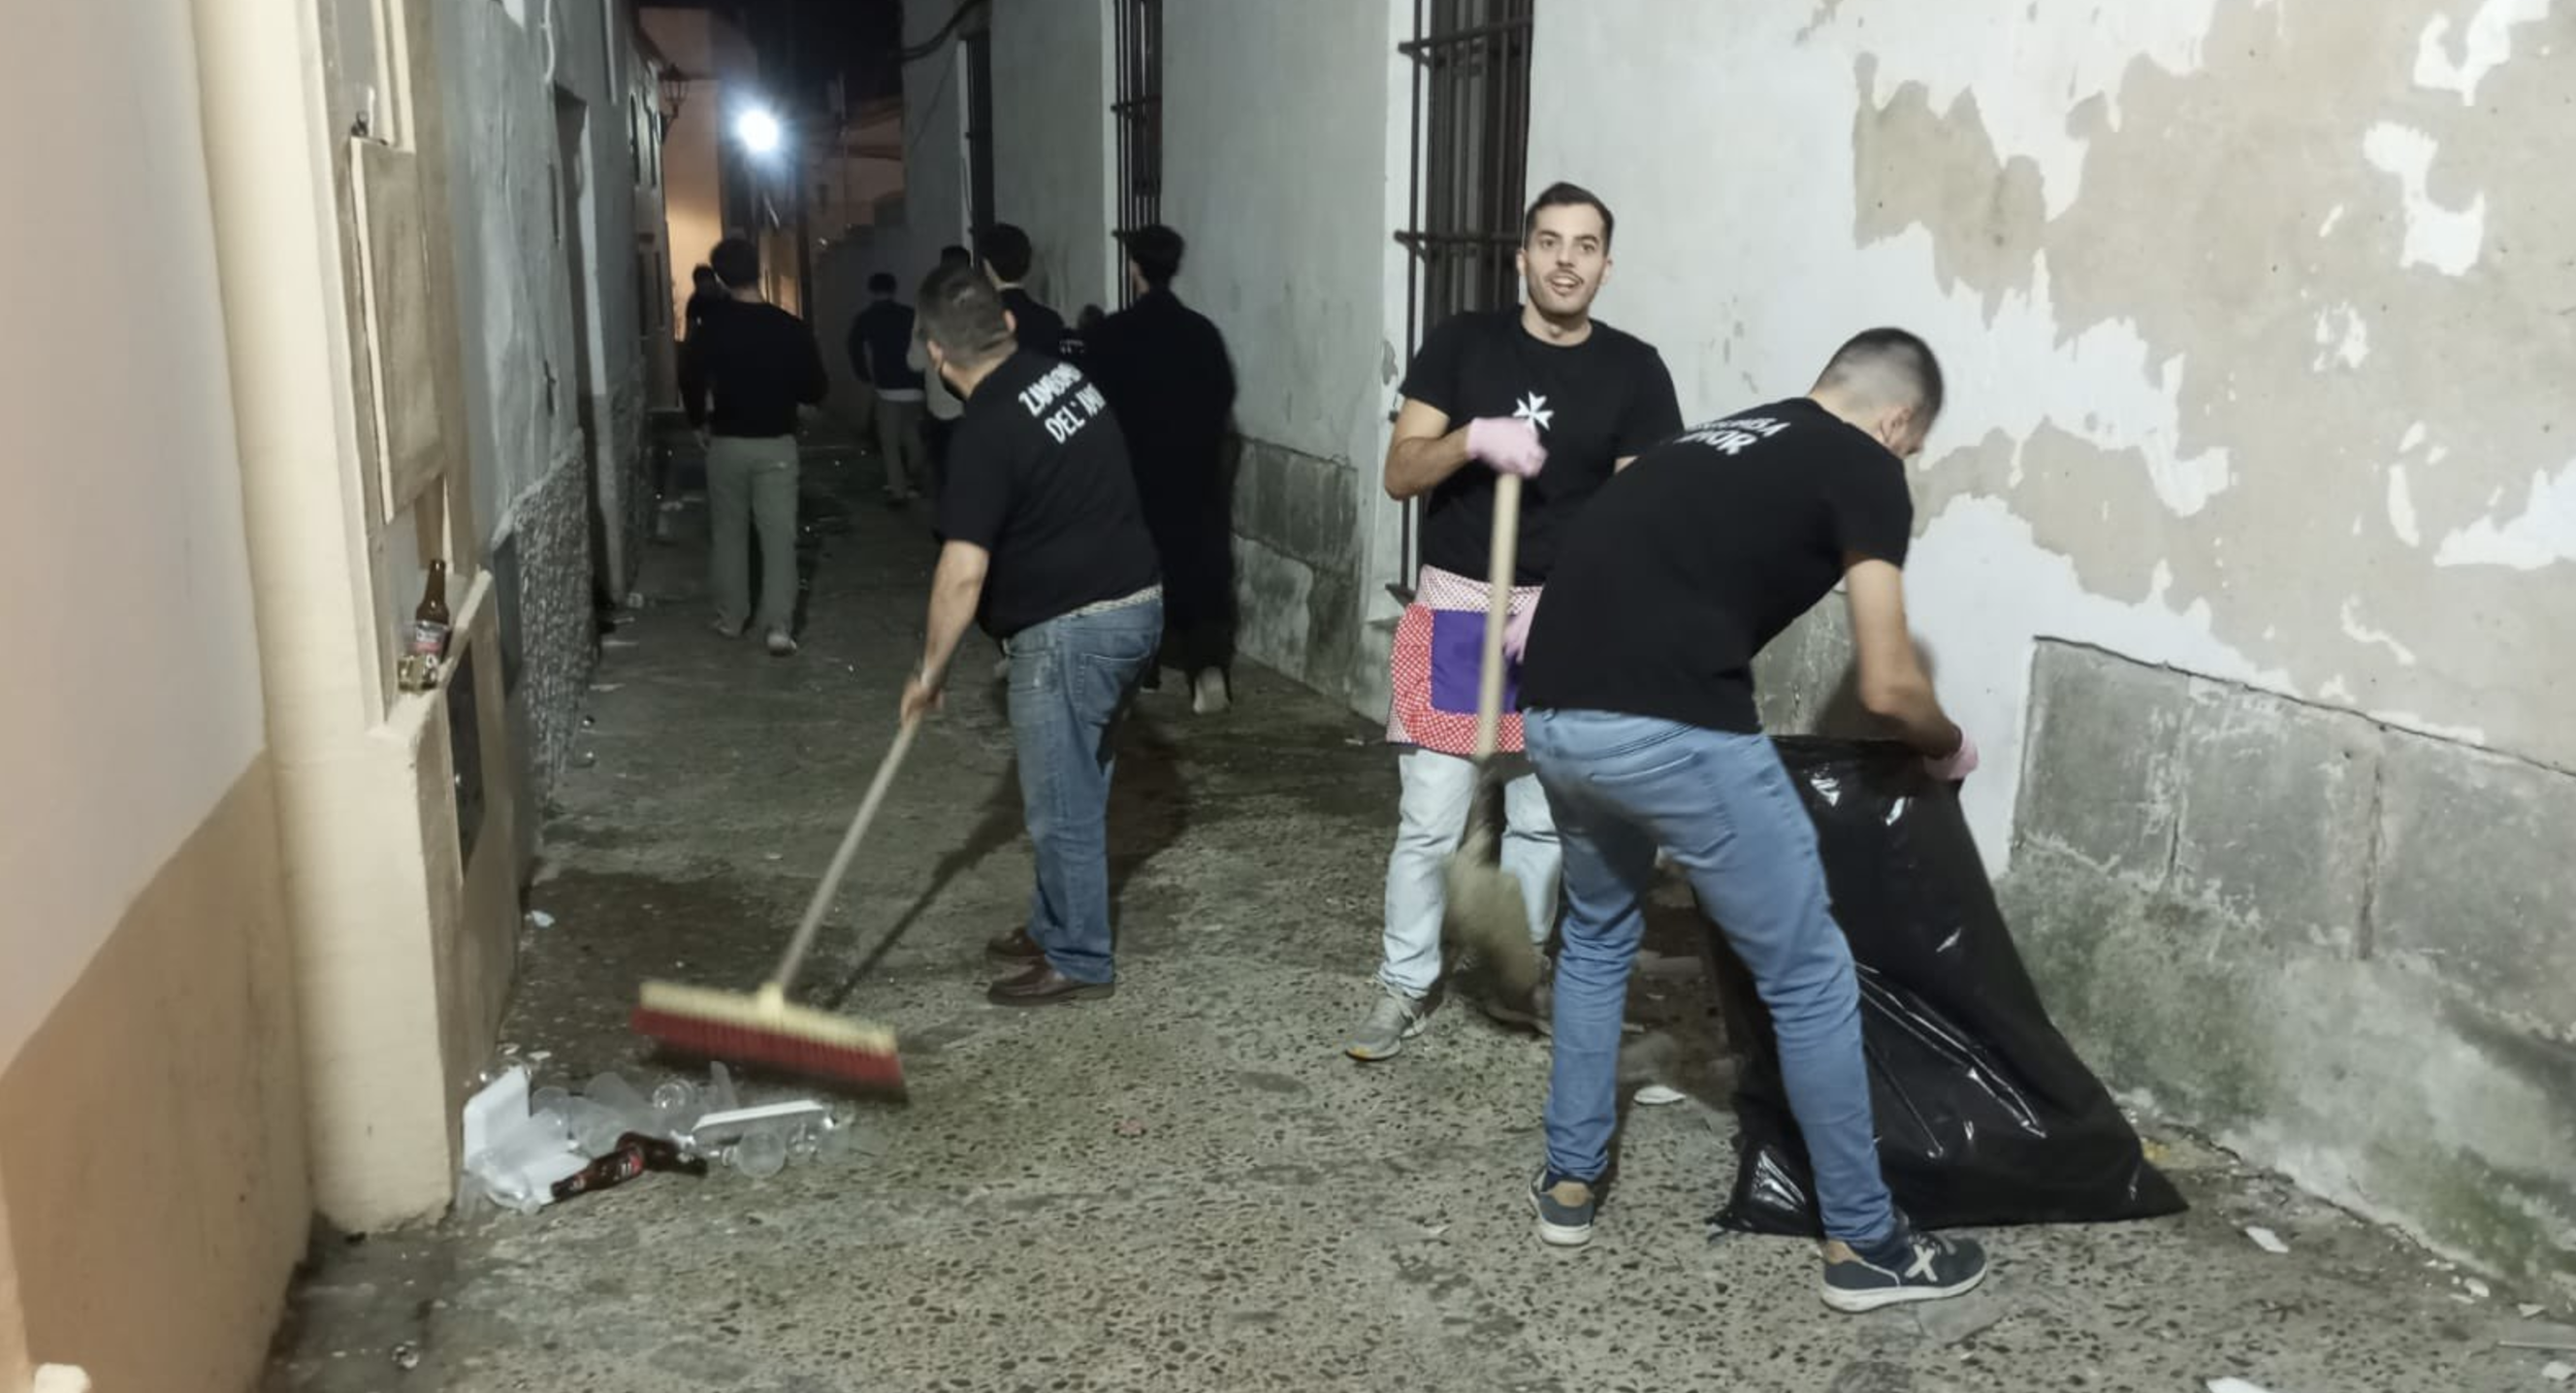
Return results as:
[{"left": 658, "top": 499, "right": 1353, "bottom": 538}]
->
[
  {"left": 1465, "top": 416, "right": 1547, "bottom": 478},
  {"left": 1926, "top": 730, "right": 1980, "bottom": 783},
  {"left": 1501, "top": 598, "right": 1539, "bottom": 663}
]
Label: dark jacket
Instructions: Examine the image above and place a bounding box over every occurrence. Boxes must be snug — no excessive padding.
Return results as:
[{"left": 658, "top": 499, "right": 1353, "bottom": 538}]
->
[
  {"left": 1085, "top": 288, "right": 1237, "bottom": 503},
  {"left": 847, "top": 299, "right": 924, "bottom": 392}
]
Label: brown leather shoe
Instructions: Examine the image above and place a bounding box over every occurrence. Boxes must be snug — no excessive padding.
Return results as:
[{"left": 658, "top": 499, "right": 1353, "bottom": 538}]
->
[
  {"left": 985, "top": 926, "right": 1046, "bottom": 963},
  {"left": 985, "top": 964, "right": 1115, "bottom": 1007}
]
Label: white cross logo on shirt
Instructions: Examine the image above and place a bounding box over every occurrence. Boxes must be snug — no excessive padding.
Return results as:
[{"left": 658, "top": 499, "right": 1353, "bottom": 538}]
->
[{"left": 1513, "top": 392, "right": 1554, "bottom": 434}]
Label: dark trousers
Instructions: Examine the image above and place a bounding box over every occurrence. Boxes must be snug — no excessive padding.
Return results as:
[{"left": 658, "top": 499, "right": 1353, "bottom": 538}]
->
[{"left": 1143, "top": 494, "right": 1233, "bottom": 676}]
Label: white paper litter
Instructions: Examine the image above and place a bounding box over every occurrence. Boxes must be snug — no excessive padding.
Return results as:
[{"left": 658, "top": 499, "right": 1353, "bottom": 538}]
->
[
  {"left": 459, "top": 1066, "right": 586, "bottom": 1213},
  {"left": 2526, "top": 1305, "right": 2550, "bottom": 1319},
  {"left": 2542, "top": 1360, "right": 2572, "bottom": 1383},
  {"left": 2206, "top": 1378, "right": 2273, "bottom": 1393},
  {"left": 527, "top": 910, "right": 556, "bottom": 929},
  {"left": 2244, "top": 1226, "right": 2291, "bottom": 1254},
  {"left": 2463, "top": 1278, "right": 2492, "bottom": 1299}
]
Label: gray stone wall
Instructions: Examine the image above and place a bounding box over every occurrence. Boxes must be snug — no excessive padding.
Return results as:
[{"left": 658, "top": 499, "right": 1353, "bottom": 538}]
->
[
  {"left": 1231, "top": 437, "right": 1368, "bottom": 709},
  {"left": 2002, "top": 641, "right": 2574, "bottom": 1286},
  {"left": 492, "top": 451, "right": 597, "bottom": 809}
]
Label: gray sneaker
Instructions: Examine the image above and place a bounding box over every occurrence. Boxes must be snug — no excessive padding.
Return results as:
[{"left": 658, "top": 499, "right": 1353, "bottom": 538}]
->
[
  {"left": 1821, "top": 1227, "right": 1988, "bottom": 1313},
  {"left": 1344, "top": 989, "right": 1429, "bottom": 1061},
  {"left": 1530, "top": 1168, "right": 1598, "bottom": 1247}
]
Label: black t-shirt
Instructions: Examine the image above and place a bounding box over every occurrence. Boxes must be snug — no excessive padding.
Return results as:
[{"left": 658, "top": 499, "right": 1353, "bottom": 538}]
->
[
  {"left": 677, "top": 301, "right": 829, "bottom": 438},
  {"left": 937, "top": 351, "right": 1161, "bottom": 637},
  {"left": 1402, "top": 308, "right": 1681, "bottom": 584},
  {"left": 1519, "top": 398, "right": 1915, "bottom": 733}
]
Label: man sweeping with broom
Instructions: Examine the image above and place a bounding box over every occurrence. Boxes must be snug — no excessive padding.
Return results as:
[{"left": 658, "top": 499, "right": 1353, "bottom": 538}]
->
[
  {"left": 1345, "top": 182, "right": 1683, "bottom": 1061},
  {"left": 901, "top": 264, "right": 1163, "bottom": 1006}
]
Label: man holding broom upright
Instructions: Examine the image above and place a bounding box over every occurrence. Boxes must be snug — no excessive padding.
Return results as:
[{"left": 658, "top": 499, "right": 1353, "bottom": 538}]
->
[
  {"left": 899, "top": 266, "right": 1163, "bottom": 1006},
  {"left": 1344, "top": 181, "right": 1683, "bottom": 1061}
]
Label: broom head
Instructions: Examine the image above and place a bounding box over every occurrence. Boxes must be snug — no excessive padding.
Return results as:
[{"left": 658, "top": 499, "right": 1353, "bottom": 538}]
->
[
  {"left": 632, "top": 980, "right": 905, "bottom": 1097},
  {"left": 1445, "top": 820, "right": 1544, "bottom": 1001}
]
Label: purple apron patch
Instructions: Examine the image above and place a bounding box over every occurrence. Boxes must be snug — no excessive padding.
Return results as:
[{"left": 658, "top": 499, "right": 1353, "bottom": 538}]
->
[{"left": 1429, "top": 608, "right": 1520, "bottom": 714}]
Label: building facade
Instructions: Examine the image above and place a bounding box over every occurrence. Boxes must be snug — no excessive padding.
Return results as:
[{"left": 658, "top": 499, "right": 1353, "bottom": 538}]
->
[{"left": 0, "top": 0, "right": 670, "bottom": 1384}]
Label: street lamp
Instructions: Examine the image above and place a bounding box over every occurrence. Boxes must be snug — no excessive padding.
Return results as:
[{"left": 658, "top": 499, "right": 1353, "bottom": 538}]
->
[{"left": 734, "top": 106, "right": 781, "bottom": 155}]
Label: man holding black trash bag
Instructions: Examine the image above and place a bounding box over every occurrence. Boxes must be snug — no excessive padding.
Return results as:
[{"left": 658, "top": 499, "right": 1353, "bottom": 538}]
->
[{"left": 1509, "top": 328, "right": 1989, "bottom": 1313}]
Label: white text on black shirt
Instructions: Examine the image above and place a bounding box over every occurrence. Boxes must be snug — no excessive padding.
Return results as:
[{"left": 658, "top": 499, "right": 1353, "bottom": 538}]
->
[
  {"left": 1675, "top": 415, "right": 1792, "bottom": 456},
  {"left": 1016, "top": 362, "right": 1109, "bottom": 444}
]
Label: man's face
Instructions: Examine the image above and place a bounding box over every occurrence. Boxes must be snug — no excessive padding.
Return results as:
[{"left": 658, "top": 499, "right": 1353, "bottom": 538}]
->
[{"left": 1518, "top": 203, "right": 1611, "bottom": 319}]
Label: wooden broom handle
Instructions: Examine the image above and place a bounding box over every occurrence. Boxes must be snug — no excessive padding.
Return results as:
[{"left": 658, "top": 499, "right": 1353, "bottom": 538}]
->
[
  {"left": 771, "top": 713, "right": 921, "bottom": 992},
  {"left": 1474, "top": 472, "right": 1523, "bottom": 761}
]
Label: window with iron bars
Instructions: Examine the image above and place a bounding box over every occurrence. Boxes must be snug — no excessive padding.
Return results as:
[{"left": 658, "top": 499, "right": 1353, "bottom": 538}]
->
[
  {"left": 1111, "top": 0, "right": 1163, "bottom": 306},
  {"left": 1390, "top": 0, "right": 1533, "bottom": 595},
  {"left": 963, "top": 24, "right": 996, "bottom": 253}
]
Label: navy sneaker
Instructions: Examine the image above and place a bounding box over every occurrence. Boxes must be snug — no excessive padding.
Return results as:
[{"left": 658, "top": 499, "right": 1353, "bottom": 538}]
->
[
  {"left": 1821, "top": 1226, "right": 1988, "bottom": 1313},
  {"left": 1529, "top": 1169, "right": 1597, "bottom": 1247}
]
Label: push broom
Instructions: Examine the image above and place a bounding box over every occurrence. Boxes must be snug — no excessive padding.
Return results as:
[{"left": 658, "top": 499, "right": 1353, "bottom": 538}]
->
[
  {"left": 1444, "top": 472, "right": 1549, "bottom": 1009},
  {"left": 631, "top": 714, "right": 919, "bottom": 1096}
]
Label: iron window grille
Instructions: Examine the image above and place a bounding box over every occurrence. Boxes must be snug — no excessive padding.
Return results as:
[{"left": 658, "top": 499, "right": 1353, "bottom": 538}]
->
[
  {"left": 1390, "top": 0, "right": 1532, "bottom": 596},
  {"left": 1111, "top": 0, "right": 1164, "bottom": 305},
  {"left": 963, "top": 23, "right": 996, "bottom": 253}
]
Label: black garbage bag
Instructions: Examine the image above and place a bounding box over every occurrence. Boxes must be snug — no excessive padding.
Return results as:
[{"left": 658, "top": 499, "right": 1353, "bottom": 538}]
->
[{"left": 1709, "top": 737, "right": 2186, "bottom": 1235}]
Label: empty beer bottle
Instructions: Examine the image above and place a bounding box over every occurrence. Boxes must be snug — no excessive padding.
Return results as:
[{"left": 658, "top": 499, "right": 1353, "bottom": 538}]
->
[{"left": 550, "top": 1131, "right": 708, "bottom": 1201}]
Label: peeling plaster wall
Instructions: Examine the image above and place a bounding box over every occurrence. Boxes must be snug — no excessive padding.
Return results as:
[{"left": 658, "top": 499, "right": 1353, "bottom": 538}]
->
[
  {"left": 1530, "top": 0, "right": 2575, "bottom": 865},
  {"left": 1535, "top": 0, "right": 2575, "bottom": 1280}
]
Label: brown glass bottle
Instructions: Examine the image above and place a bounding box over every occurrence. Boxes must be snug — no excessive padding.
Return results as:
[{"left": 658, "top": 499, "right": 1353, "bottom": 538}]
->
[
  {"left": 409, "top": 561, "right": 452, "bottom": 660},
  {"left": 550, "top": 1132, "right": 708, "bottom": 1201}
]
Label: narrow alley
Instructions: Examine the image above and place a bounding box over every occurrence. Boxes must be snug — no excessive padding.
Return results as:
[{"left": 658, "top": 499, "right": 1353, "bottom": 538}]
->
[{"left": 261, "top": 435, "right": 2548, "bottom": 1393}]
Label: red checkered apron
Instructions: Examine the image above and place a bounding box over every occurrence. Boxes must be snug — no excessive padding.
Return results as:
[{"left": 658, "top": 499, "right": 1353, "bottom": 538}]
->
[{"left": 1385, "top": 565, "right": 1541, "bottom": 755}]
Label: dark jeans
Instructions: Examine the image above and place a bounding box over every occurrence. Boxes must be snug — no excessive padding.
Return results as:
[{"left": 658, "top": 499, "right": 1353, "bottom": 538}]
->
[{"left": 1005, "top": 592, "right": 1162, "bottom": 983}]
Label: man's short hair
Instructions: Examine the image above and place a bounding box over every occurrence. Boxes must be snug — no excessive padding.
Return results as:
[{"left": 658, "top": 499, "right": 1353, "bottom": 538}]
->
[
  {"left": 983, "top": 223, "right": 1035, "bottom": 282},
  {"left": 867, "top": 271, "right": 897, "bottom": 295},
  {"left": 1816, "top": 328, "right": 1946, "bottom": 423},
  {"left": 692, "top": 264, "right": 718, "bottom": 286},
  {"left": 1522, "top": 181, "right": 1615, "bottom": 250},
  {"left": 1125, "top": 224, "right": 1185, "bottom": 288},
  {"left": 710, "top": 238, "right": 759, "bottom": 288},
  {"left": 938, "top": 243, "right": 973, "bottom": 268},
  {"left": 918, "top": 264, "right": 1014, "bottom": 366}
]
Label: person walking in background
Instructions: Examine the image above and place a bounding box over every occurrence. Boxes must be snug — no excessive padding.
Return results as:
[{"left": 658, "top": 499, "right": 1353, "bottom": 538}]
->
[
  {"left": 684, "top": 264, "right": 724, "bottom": 340},
  {"left": 848, "top": 272, "right": 930, "bottom": 505},
  {"left": 982, "top": 223, "right": 1066, "bottom": 357},
  {"left": 1084, "top": 224, "right": 1240, "bottom": 714},
  {"left": 679, "top": 236, "right": 826, "bottom": 658}
]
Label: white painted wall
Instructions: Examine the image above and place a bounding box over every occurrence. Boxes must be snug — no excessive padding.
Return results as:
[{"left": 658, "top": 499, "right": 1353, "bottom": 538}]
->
[
  {"left": 0, "top": 0, "right": 267, "bottom": 1067},
  {"left": 989, "top": 0, "right": 1113, "bottom": 312},
  {"left": 901, "top": 2, "right": 971, "bottom": 282},
  {"left": 1165, "top": 0, "right": 1402, "bottom": 477},
  {"left": 1528, "top": 0, "right": 2576, "bottom": 869}
]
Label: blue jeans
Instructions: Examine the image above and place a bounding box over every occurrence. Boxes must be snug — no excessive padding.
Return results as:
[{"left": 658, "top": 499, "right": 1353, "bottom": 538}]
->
[
  {"left": 1524, "top": 708, "right": 1897, "bottom": 1247},
  {"left": 1004, "top": 593, "right": 1162, "bottom": 983}
]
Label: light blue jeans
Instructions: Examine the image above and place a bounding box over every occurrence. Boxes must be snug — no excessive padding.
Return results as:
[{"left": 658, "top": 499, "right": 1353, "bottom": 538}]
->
[
  {"left": 1523, "top": 708, "right": 1897, "bottom": 1246},
  {"left": 1005, "top": 593, "right": 1162, "bottom": 984}
]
